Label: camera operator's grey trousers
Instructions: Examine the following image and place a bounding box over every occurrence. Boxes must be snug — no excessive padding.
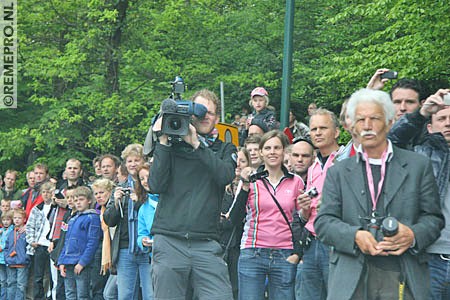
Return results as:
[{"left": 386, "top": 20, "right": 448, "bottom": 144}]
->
[{"left": 151, "top": 234, "right": 233, "bottom": 300}]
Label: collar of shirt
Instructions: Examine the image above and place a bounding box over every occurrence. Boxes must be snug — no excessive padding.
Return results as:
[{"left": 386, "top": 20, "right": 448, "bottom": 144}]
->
[{"left": 356, "top": 139, "right": 394, "bottom": 165}]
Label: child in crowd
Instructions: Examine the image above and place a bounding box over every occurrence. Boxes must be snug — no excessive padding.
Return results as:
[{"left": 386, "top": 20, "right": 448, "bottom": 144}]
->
[
  {"left": 57, "top": 186, "right": 101, "bottom": 300},
  {"left": 247, "top": 87, "right": 278, "bottom": 131},
  {"left": 0, "top": 200, "right": 10, "bottom": 222},
  {"left": 0, "top": 211, "right": 14, "bottom": 300},
  {"left": 136, "top": 164, "right": 159, "bottom": 253},
  {"left": 26, "top": 181, "right": 55, "bottom": 299},
  {"left": 4, "top": 209, "right": 30, "bottom": 300}
]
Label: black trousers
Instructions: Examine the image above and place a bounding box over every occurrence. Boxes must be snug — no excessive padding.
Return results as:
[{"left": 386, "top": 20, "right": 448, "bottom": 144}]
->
[{"left": 33, "top": 245, "right": 50, "bottom": 300}]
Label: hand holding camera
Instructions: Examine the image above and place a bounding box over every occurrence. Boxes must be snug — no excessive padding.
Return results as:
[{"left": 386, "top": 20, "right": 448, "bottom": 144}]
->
[
  {"left": 239, "top": 167, "right": 253, "bottom": 190},
  {"left": 181, "top": 123, "right": 200, "bottom": 149},
  {"left": 357, "top": 215, "right": 414, "bottom": 256},
  {"left": 297, "top": 187, "right": 318, "bottom": 219},
  {"left": 113, "top": 187, "right": 132, "bottom": 207},
  {"left": 420, "top": 88, "right": 450, "bottom": 118},
  {"left": 376, "top": 221, "right": 415, "bottom": 256},
  {"left": 367, "top": 69, "right": 397, "bottom": 90}
]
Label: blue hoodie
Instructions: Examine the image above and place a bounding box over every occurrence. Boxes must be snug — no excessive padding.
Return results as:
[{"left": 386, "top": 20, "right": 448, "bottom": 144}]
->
[
  {"left": 137, "top": 194, "right": 159, "bottom": 253},
  {"left": 0, "top": 225, "right": 13, "bottom": 264},
  {"left": 57, "top": 209, "right": 101, "bottom": 267}
]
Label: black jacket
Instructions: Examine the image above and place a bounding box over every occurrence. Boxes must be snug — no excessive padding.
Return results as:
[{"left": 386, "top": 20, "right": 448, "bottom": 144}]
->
[
  {"left": 149, "top": 139, "right": 237, "bottom": 241},
  {"left": 388, "top": 110, "right": 450, "bottom": 203}
]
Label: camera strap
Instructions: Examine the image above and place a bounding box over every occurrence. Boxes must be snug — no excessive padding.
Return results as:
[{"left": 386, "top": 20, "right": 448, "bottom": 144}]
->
[{"left": 261, "top": 179, "right": 294, "bottom": 236}]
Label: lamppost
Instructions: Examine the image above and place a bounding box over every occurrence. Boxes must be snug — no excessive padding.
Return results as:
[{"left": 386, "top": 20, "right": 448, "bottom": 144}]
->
[{"left": 280, "top": 0, "right": 295, "bottom": 130}]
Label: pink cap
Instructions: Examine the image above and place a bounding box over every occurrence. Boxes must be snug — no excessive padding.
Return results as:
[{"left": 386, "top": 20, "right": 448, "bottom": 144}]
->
[{"left": 251, "top": 87, "right": 268, "bottom": 97}]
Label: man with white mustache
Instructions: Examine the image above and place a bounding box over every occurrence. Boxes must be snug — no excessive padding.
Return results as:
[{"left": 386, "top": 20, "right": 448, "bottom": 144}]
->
[{"left": 315, "top": 88, "right": 443, "bottom": 300}]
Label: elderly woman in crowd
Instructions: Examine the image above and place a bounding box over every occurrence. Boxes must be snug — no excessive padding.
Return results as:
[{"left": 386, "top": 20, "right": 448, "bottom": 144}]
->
[{"left": 103, "top": 144, "right": 152, "bottom": 300}]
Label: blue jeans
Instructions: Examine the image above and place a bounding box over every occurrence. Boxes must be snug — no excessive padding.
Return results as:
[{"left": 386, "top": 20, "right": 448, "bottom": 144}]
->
[
  {"left": 88, "top": 246, "right": 108, "bottom": 300},
  {"left": 299, "top": 238, "right": 329, "bottom": 300},
  {"left": 6, "top": 266, "right": 28, "bottom": 300},
  {"left": 429, "top": 254, "right": 450, "bottom": 300},
  {"left": 64, "top": 265, "right": 90, "bottom": 300},
  {"left": 117, "top": 249, "right": 152, "bottom": 300},
  {"left": 238, "top": 248, "right": 297, "bottom": 300},
  {"left": 103, "top": 274, "right": 118, "bottom": 300},
  {"left": 0, "top": 264, "right": 7, "bottom": 300},
  {"left": 294, "top": 261, "right": 303, "bottom": 300}
]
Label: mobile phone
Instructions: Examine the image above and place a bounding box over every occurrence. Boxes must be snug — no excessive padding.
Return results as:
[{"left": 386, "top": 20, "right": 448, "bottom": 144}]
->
[
  {"left": 380, "top": 71, "right": 398, "bottom": 80},
  {"left": 443, "top": 94, "right": 450, "bottom": 105}
]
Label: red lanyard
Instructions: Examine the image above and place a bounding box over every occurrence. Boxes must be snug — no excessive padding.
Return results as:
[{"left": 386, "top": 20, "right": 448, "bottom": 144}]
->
[{"left": 363, "top": 149, "right": 388, "bottom": 211}]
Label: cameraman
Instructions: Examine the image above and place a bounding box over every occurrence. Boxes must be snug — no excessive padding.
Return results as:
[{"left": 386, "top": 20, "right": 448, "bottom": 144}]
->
[{"left": 149, "top": 89, "right": 236, "bottom": 300}]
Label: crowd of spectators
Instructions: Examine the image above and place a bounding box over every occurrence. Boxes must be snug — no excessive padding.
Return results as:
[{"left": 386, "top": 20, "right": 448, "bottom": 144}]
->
[{"left": 0, "top": 71, "right": 449, "bottom": 300}]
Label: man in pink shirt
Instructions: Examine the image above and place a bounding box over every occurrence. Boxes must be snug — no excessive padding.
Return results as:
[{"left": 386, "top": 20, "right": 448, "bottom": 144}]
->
[{"left": 297, "top": 108, "right": 343, "bottom": 300}]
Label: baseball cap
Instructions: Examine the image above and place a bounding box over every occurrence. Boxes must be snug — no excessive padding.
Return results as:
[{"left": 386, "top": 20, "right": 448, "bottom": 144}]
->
[{"left": 251, "top": 87, "right": 268, "bottom": 98}]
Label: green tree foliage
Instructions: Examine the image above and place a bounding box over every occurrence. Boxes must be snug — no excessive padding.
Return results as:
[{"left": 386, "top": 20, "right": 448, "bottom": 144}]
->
[{"left": 1, "top": 0, "right": 448, "bottom": 179}]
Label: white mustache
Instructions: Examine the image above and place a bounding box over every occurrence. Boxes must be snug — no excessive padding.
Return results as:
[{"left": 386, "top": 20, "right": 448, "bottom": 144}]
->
[{"left": 360, "top": 130, "right": 377, "bottom": 137}]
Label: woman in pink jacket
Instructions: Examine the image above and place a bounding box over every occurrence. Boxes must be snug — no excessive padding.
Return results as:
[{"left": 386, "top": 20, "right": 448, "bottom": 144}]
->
[{"left": 230, "top": 130, "right": 304, "bottom": 300}]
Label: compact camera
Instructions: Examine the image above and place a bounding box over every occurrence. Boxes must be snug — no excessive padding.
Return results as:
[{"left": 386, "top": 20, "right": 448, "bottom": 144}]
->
[
  {"left": 122, "top": 188, "right": 132, "bottom": 197},
  {"left": 443, "top": 93, "right": 450, "bottom": 106},
  {"left": 304, "top": 186, "right": 318, "bottom": 198},
  {"left": 380, "top": 71, "right": 398, "bottom": 80}
]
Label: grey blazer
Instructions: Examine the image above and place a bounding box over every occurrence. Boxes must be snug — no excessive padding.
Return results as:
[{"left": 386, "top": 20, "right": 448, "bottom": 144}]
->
[{"left": 315, "top": 145, "right": 444, "bottom": 300}]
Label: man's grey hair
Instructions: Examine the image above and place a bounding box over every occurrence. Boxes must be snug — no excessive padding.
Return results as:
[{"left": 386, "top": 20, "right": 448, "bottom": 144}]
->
[
  {"left": 347, "top": 88, "right": 395, "bottom": 125},
  {"left": 310, "top": 108, "right": 340, "bottom": 130}
]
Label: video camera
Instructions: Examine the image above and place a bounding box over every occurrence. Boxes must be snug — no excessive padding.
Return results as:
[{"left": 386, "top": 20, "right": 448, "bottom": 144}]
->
[{"left": 160, "top": 76, "right": 207, "bottom": 141}]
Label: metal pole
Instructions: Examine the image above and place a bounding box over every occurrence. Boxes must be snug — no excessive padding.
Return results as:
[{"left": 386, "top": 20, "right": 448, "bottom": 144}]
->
[
  {"left": 220, "top": 81, "right": 225, "bottom": 123},
  {"left": 280, "top": 0, "right": 295, "bottom": 129}
]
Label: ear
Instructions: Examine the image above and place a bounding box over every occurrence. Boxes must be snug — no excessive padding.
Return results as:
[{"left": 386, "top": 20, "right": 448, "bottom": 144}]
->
[
  {"left": 427, "top": 123, "right": 433, "bottom": 134},
  {"left": 385, "top": 119, "right": 394, "bottom": 133},
  {"left": 334, "top": 127, "right": 340, "bottom": 140}
]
